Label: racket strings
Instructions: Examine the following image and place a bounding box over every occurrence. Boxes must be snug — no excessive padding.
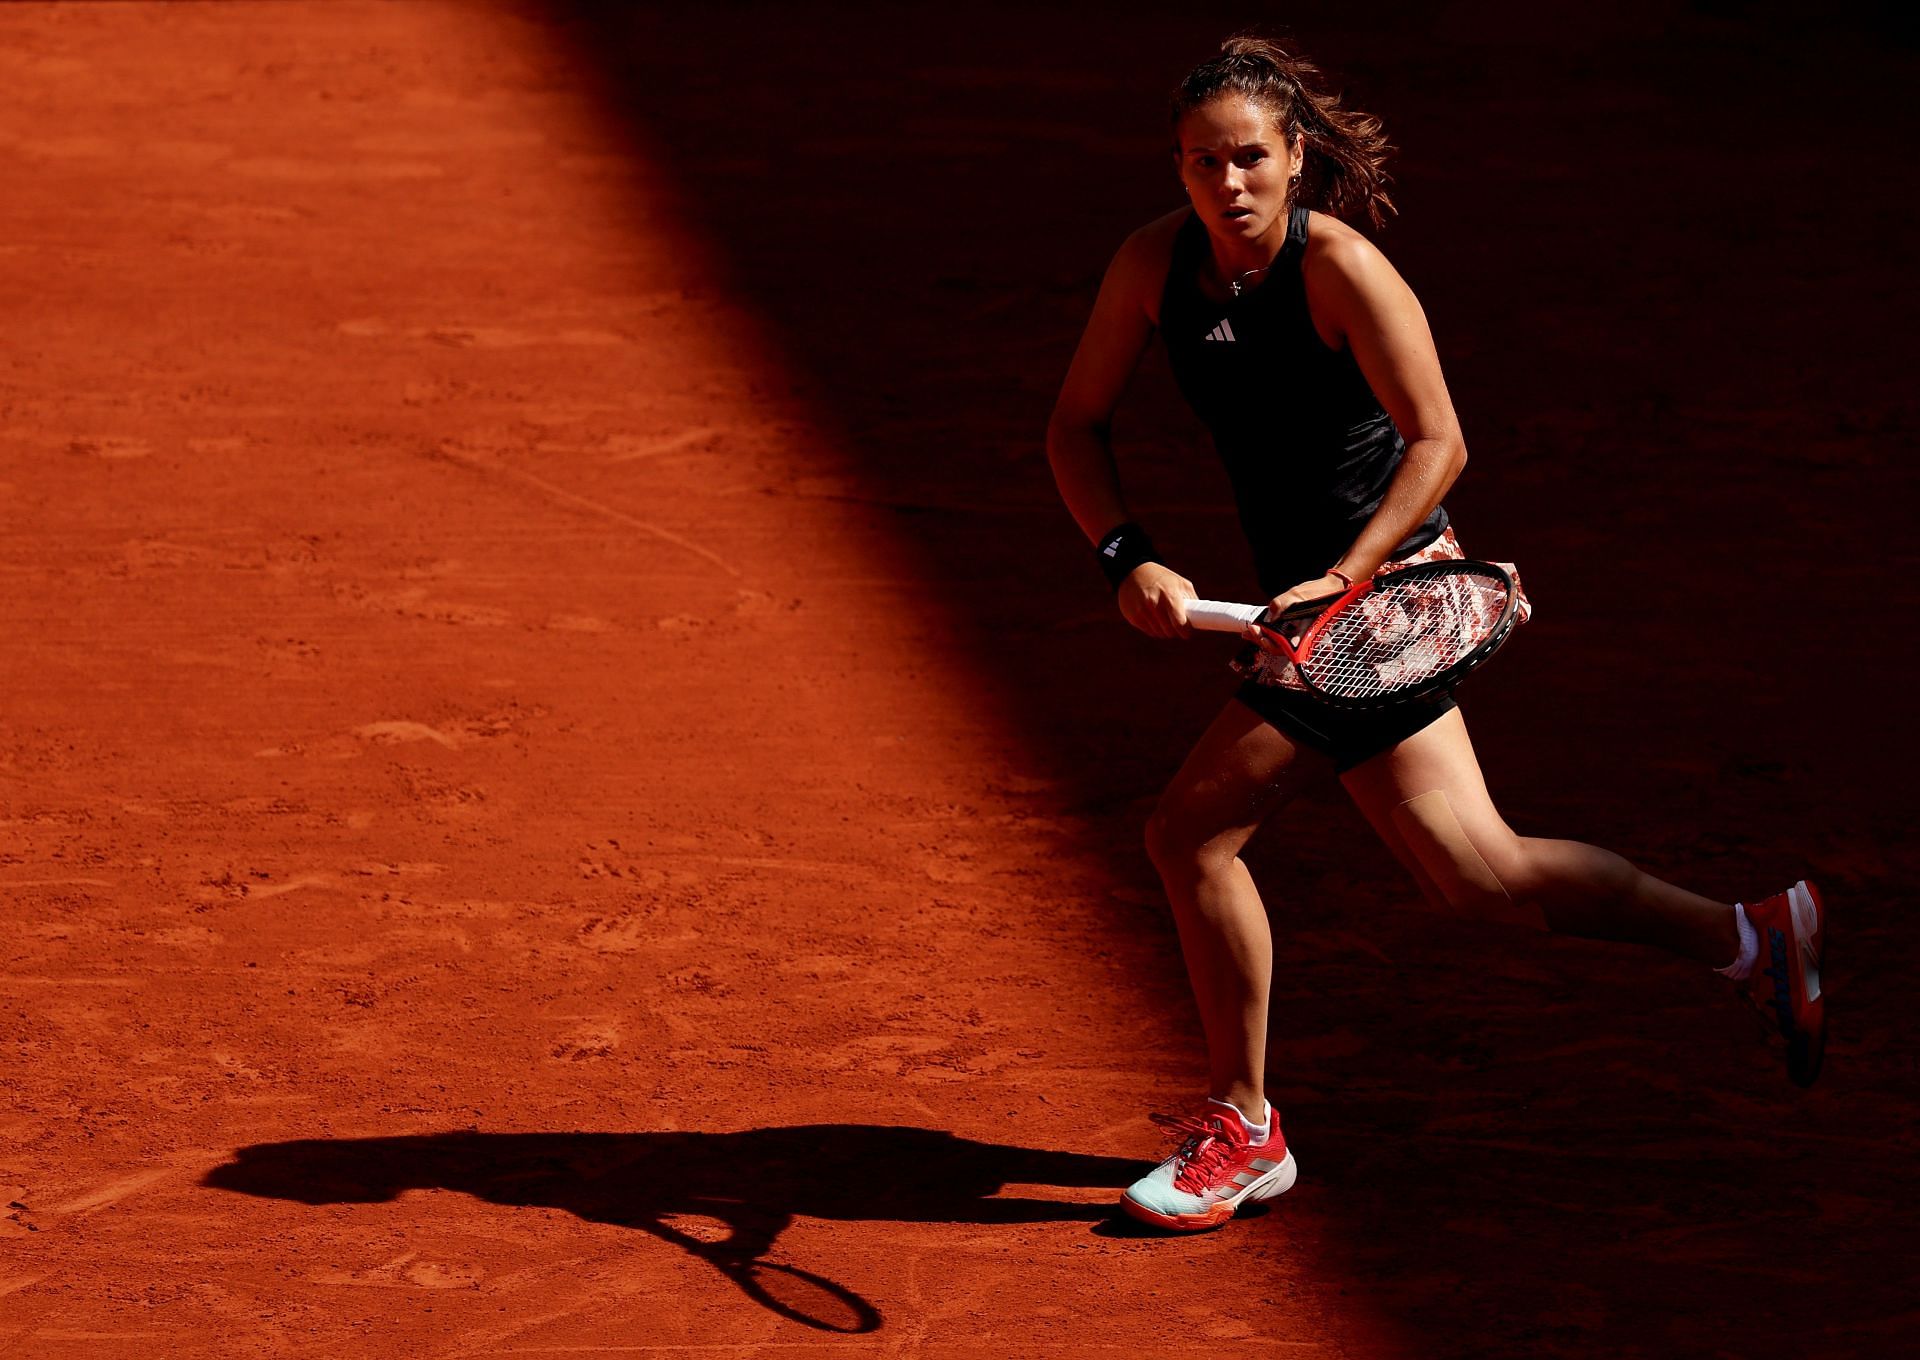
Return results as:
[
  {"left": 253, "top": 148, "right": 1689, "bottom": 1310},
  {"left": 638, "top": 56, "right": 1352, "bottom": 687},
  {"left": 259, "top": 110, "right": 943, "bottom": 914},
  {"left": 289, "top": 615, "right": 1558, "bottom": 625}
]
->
[{"left": 1302, "top": 573, "right": 1511, "bottom": 700}]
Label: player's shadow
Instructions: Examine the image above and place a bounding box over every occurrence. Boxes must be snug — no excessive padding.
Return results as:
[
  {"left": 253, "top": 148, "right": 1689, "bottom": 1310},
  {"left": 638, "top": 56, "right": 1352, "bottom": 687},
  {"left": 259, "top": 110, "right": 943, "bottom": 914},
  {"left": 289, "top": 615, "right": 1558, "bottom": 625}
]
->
[{"left": 204, "top": 1125, "right": 1145, "bottom": 1334}]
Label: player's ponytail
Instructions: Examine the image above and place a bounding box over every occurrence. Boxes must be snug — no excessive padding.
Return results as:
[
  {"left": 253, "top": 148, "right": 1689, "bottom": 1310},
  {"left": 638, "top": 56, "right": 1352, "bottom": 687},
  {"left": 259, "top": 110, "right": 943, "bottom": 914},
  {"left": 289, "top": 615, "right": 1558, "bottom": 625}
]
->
[{"left": 1171, "top": 35, "right": 1397, "bottom": 233}]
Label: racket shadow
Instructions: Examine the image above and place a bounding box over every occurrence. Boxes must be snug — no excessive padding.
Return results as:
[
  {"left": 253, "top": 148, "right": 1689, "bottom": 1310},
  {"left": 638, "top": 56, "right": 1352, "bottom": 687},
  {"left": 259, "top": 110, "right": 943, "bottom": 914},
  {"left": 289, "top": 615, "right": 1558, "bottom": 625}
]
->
[{"left": 203, "top": 1125, "right": 1146, "bottom": 1334}]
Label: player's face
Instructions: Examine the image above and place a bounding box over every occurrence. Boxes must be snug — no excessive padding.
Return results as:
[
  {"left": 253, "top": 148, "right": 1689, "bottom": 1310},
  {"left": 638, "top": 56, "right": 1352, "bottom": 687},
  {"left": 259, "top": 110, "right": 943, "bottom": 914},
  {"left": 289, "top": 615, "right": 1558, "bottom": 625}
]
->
[{"left": 1175, "top": 95, "right": 1300, "bottom": 243}]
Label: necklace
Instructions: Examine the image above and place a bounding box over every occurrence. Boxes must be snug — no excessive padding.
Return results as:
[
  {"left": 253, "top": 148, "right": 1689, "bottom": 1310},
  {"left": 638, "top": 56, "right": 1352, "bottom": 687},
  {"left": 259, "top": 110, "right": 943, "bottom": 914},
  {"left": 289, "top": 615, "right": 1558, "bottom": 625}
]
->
[{"left": 1227, "top": 264, "right": 1271, "bottom": 298}]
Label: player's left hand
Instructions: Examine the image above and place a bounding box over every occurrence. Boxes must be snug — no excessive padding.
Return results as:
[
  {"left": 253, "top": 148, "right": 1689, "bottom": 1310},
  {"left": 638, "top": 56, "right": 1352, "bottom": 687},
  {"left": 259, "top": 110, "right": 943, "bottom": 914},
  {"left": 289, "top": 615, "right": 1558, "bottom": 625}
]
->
[{"left": 1245, "top": 573, "right": 1350, "bottom": 649}]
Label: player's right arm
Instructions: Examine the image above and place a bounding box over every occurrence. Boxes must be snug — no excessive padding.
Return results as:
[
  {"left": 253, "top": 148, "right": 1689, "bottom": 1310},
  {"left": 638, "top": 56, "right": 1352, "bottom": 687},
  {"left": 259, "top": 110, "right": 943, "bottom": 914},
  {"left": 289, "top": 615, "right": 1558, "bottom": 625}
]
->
[{"left": 1046, "top": 212, "right": 1197, "bottom": 639}]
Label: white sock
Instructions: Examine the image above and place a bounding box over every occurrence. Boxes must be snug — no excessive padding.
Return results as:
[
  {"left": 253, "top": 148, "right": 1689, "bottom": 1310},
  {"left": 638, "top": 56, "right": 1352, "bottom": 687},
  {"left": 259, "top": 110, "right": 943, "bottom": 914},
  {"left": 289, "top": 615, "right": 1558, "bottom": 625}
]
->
[
  {"left": 1714, "top": 903, "right": 1758, "bottom": 981},
  {"left": 1208, "top": 1096, "right": 1270, "bottom": 1145}
]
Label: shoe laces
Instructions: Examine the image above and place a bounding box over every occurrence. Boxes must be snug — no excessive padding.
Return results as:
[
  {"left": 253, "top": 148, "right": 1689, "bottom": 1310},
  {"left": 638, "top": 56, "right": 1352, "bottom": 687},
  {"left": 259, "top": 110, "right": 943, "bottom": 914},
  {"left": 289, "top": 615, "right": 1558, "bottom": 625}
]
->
[{"left": 1149, "top": 1112, "right": 1244, "bottom": 1194}]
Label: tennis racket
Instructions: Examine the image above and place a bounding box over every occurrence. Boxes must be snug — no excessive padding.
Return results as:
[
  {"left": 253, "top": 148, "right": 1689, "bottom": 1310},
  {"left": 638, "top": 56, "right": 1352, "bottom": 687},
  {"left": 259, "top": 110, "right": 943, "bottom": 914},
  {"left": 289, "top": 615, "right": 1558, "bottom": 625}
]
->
[{"left": 1186, "top": 560, "right": 1522, "bottom": 709}]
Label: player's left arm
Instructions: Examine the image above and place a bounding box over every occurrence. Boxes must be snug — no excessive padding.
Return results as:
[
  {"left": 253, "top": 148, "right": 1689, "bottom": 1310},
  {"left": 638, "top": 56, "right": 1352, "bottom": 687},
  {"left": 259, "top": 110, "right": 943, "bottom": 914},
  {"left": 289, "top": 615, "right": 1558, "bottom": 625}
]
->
[{"left": 1306, "top": 224, "right": 1468, "bottom": 584}]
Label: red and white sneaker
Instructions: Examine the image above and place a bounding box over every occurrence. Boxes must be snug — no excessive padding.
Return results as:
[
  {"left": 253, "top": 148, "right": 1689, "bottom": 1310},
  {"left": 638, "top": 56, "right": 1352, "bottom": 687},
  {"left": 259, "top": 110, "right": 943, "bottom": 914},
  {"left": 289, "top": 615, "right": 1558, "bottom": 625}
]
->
[
  {"left": 1120, "top": 1102, "right": 1297, "bottom": 1232},
  {"left": 1740, "top": 879, "right": 1827, "bottom": 1087}
]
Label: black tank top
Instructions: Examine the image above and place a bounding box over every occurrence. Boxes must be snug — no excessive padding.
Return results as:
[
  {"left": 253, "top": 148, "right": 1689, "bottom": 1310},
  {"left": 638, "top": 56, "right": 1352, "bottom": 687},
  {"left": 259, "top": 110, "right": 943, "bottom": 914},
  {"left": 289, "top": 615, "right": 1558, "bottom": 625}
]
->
[{"left": 1159, "top": 205, "right": 1447, "bottom": 596}]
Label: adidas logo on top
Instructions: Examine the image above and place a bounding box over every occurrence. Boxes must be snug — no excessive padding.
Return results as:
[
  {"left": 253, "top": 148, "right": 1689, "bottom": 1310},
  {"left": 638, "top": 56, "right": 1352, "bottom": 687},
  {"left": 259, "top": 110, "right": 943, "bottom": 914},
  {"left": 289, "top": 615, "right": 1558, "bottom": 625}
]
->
[{"left": 1203, "top": 318, "right": 1237, "bottom": 343}]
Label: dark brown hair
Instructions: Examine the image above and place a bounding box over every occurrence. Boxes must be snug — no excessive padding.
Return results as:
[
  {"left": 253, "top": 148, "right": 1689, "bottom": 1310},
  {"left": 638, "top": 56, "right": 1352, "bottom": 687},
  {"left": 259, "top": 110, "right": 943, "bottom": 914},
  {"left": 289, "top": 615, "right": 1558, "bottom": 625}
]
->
[{"left": 1171, "top": 35, "right": 1396, "bottom": 232}]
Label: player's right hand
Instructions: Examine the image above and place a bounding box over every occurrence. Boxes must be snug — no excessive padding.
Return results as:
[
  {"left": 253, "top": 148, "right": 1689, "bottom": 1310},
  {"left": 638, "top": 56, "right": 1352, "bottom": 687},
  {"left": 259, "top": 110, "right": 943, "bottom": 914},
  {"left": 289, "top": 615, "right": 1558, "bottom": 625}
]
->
[{"left": 1117, "top": 562, "right": 1197, "bottom": 639}]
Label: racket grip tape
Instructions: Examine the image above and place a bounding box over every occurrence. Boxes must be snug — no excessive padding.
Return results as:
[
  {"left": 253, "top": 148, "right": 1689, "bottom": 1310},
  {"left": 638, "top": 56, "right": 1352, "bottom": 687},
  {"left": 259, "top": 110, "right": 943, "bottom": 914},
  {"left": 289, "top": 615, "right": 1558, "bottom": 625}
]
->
[{"left": 1185, "top": 600, "right": 1267, "bottom": 633}]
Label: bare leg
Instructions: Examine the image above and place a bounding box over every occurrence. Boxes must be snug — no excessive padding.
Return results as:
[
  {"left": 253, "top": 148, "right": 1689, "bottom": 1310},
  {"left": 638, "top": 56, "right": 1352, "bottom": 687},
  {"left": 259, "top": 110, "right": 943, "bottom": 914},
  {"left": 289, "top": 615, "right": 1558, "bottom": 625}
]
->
[
  {"left": 1341, "top": 709, "right": 1739, "bottom": 966},
  {"left": 1144, "top": 700, "right": 1337, "bottom": 1121}
]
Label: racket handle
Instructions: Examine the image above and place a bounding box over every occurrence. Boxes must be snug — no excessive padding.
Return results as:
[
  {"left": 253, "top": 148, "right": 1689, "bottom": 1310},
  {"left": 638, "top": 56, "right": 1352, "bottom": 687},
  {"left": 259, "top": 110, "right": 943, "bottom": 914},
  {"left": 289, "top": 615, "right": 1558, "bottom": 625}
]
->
[{"left": 1185, "top": 599, "right": 1267, "bottom": 633}]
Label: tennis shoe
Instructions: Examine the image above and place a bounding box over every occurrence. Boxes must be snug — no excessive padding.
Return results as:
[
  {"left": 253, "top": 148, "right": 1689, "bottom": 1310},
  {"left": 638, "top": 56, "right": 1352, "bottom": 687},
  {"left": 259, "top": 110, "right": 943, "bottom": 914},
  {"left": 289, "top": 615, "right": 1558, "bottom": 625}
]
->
[
  {"left": 1739, "top": 879, "right": 1827, "bottom": 1087},
  {"left": 1121, "top": 1102, "right": 1297, "bottom": 1232}
]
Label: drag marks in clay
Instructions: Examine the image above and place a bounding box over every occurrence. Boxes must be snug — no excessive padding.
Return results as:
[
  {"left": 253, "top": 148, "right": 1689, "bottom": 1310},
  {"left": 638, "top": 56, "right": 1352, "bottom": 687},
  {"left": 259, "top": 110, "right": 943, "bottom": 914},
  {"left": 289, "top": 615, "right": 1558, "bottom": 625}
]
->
[
  {"left": 332, "top": 316, "right": 626, "bottom": 349},
  {"left": 66, "top": 436, "right": 151, "bottom": 460}
]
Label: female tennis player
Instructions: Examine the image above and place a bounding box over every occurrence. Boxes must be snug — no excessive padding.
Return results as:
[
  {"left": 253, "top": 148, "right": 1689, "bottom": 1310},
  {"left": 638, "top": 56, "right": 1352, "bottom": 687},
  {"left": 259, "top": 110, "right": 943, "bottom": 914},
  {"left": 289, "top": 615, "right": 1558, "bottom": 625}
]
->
[{"left": 1045, "top": 37, "right": 1828, "bottom": 1232}]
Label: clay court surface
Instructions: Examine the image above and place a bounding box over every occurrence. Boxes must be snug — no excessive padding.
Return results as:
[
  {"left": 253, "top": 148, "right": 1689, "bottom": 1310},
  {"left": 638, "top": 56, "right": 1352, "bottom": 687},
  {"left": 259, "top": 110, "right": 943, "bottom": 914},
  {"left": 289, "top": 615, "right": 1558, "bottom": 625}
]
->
[{"left": 2, "top": 2, "right": 1915, "bottom": 1355}]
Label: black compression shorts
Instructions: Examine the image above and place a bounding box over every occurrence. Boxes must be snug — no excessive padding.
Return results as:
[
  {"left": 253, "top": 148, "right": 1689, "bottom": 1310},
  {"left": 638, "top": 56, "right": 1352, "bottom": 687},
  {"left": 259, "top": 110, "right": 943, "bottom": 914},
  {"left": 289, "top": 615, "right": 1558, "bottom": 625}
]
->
[{"left": 1233, "top": 679, "right": 1456, "bottom": 773}]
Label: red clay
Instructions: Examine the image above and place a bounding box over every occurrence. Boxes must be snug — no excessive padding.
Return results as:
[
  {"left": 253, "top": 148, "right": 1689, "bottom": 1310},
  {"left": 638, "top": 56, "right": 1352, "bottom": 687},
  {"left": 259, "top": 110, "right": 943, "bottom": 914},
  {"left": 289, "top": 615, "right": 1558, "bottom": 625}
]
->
[{"left": 2, "top": 3, "right": 1913, "bottom": 1357}]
